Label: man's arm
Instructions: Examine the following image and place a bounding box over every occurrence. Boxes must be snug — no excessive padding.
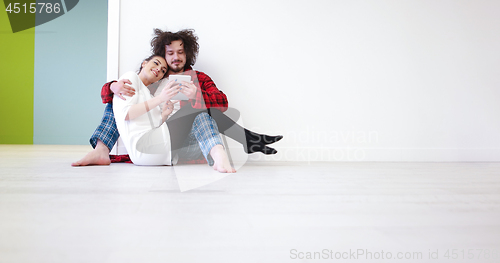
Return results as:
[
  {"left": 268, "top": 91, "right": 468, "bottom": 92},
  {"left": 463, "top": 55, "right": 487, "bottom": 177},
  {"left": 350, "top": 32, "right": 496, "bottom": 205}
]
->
[
  {"left": 101, "top": 80, "right": 135, "bottom": 104},
  {"left": 191, "top": 71, "right": 228, "bottom": 112},
  {"left": 101, "top": 81, "right": 116, "bottom": 104}
]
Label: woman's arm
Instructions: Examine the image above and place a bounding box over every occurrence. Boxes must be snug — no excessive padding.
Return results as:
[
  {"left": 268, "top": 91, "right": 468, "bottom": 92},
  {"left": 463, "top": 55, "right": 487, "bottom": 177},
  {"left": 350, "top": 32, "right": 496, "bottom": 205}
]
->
[
  {"left": 125, "top": 79, "right": 179, "bottom": 121},
  {"left": 160, "top": 100, "right": 176, "bottom": 123},
  {"left": 126, "top": 96, "right": 163, "bottom": 121}
]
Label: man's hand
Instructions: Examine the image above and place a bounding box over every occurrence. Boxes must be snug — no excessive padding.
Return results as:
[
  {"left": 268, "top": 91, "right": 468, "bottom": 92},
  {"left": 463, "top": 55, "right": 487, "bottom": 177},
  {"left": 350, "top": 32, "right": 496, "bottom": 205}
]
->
[
  {"left": 179, "top": 81, "right": 198, "bottom": 100},
  {"left": 111, "top": 79, "right": 135, "bottom": 100}
]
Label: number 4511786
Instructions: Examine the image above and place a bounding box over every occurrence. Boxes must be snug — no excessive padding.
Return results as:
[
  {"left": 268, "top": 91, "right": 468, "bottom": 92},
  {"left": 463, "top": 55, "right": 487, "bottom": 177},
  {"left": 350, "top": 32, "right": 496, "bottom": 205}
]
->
[{"left": 5, "top": 3, "right": 61, "bottom": 14}]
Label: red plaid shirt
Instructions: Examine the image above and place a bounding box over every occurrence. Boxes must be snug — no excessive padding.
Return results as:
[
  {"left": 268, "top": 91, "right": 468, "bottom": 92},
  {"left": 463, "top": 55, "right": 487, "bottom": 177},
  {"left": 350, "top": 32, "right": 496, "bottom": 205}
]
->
[{"left": 101, "top": 66, "right": 228, "bottom": 111}]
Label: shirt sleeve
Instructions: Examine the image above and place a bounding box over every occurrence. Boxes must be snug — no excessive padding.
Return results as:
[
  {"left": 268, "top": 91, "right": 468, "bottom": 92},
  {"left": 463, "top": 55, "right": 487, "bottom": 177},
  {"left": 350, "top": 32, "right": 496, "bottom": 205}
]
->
[
  {"left": 191, "top": 71, "right": 228, "bottom": 112},
  {"left": 101, "top": 80, "right": 117, "bottom": 104}
]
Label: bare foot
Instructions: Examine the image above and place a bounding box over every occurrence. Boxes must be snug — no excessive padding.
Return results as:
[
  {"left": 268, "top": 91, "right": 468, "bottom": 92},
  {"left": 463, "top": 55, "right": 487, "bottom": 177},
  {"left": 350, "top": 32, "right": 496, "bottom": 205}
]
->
[
  {"left": 210, "top": 145, "right": 236, "bottom": 173},
  {"left": 71, "top": 140, "right": 111, "bottom": 166}
]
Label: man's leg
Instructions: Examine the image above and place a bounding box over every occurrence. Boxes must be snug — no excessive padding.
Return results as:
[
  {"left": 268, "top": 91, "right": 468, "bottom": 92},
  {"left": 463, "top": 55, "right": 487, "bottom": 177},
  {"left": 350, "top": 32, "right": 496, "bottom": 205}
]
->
[
  {"left": 71, "top": 140, "right": 111, "bottom": 166},
  {"left": 207, "top": 108, "right": 281, "bottom": 154},
  {"left": 176, "top": 112, "right": 235, "bottom": 173},
  {"left": 168, "top": 105, "right": 280, "bottom": 155},
  {"left": 167, "top": 104, "right": 207, "bottom": 151},
  {"left": 72, "top": 104, "right": 120, "bottom": 166},
  {"left": 89, "top": 103, "right": 120, "bottom": 150},
  {"left": 174, "top": 132, "right": 206, "bottom": 163}
]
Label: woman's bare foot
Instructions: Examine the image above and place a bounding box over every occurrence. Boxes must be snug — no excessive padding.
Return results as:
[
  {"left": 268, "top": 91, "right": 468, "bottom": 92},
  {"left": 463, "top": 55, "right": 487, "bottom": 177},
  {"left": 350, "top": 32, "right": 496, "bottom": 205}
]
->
[
  {"left": 209, "top": 145, "right": 236, "bottom": 173},
  {"left": 71, "top": 140, "right": 111, "bottom": 166}
]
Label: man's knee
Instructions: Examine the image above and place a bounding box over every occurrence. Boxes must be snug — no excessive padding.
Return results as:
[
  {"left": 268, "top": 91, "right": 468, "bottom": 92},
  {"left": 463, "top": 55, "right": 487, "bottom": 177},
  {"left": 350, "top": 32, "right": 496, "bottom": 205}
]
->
[
  {"left": 209, "top": 107, "right": 240, "bottom": 122},
  {"left": 194, "top": 112, "right": 219, "bottom": 132},
  {"left": 194, "top": 112, "right": 211, "bottom": 122}
]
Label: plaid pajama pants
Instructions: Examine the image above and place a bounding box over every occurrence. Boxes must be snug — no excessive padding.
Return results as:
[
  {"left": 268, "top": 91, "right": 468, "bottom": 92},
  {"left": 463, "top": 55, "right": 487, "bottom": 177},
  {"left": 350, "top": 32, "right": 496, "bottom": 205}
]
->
[
  {"left": 90, "top": 103, "right": 222, "bottom": 166},
  {"left": 89, "top": 103, "right": 119, "bottom": 151}
]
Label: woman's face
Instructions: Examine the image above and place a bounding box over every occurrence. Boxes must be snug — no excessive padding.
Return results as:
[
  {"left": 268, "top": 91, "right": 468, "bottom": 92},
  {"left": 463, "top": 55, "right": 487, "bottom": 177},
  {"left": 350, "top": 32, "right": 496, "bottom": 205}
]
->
[{"left": 140, "top": 56, "right": 168, "bottom": 84}]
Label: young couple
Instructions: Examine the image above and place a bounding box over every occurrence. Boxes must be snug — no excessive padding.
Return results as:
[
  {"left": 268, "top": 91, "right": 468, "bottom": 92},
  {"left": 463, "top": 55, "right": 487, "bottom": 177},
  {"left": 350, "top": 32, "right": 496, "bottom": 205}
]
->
[{"left": 72, "top": 28, "right": 282, "bottom": 173}]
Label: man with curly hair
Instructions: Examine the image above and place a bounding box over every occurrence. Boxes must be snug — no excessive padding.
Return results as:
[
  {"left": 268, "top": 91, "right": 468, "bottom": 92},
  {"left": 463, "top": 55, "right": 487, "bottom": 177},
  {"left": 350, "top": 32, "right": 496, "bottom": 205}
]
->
[{"left": 72, "top": 28, "right": 281, "bottom": 167}]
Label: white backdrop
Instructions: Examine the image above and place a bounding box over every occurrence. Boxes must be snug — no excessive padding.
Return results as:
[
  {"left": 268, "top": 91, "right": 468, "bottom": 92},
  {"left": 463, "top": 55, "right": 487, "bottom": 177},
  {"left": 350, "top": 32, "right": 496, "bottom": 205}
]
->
[{"left": 109, "top": 0, "right": 500, "bottom": 162}]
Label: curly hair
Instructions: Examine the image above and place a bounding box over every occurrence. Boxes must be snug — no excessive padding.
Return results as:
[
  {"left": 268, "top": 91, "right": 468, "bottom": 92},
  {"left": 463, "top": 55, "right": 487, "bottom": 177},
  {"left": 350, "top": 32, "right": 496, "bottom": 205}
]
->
[{"left": 150, "top": 28, "right": 200, "bottom": 69}]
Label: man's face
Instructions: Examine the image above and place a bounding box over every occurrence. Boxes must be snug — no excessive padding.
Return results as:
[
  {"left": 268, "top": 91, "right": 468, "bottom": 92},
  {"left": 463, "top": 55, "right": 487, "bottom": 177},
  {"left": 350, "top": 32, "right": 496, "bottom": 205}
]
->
[{"left": 165, "top": 40, "right": 186, "bottom": 74}]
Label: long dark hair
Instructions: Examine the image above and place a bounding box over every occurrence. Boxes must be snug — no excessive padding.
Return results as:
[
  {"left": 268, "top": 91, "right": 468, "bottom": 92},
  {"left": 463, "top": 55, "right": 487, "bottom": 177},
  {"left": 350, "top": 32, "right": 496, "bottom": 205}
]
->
[{"left": 150, "top": 28, "right": 200, "bottom": 69}]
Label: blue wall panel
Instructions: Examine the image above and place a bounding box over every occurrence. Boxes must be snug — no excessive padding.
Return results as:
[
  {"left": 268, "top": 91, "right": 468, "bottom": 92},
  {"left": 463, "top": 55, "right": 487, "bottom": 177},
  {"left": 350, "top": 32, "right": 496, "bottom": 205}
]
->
[{"left": 34, "top": 0, "right": 108, "bottom": 144}]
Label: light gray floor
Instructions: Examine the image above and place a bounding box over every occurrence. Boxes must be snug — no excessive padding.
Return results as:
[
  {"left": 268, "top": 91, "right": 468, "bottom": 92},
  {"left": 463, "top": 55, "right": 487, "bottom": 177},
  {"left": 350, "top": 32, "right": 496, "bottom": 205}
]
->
[{"left": 1, "top": 145, "right": 499, "bottom": 263}]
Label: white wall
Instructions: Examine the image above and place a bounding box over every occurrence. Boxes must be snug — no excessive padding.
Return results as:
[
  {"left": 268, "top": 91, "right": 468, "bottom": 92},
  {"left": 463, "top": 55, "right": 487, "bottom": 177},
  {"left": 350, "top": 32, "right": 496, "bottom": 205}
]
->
[{"left": 113, "top": 0, "right": 500, "bottom": 162}]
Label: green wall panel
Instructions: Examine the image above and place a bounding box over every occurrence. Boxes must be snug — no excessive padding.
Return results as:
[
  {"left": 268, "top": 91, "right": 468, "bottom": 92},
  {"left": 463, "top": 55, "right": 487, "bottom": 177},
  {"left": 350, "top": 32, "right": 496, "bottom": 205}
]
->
[
  {"left": 0, "top": 1, "right": 34, "bottom": 144},
  {"left": 1, "top": 0, "right": 108, "bottom": 145}
]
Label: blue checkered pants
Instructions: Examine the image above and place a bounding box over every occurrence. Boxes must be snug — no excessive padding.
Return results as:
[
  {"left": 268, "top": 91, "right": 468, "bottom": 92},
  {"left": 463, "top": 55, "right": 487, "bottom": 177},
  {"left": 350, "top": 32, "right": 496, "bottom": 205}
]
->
[
  {"left": 175, "top": 112, "right": 223, "bottom": 166},
  {"left": 90, "top": 103, "right": 222, "bottom": 165},
  {"left": 89, "top": 103, "right": 119, "bottom": 150}
]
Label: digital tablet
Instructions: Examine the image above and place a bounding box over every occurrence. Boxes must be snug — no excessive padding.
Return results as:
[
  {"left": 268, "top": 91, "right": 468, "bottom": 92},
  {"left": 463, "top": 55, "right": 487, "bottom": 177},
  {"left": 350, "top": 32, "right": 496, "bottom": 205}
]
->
[
  {"left": 155, "top": 75, "right": 192, "bottom": 100},
  {"left": 169, "top": 74, "right": 191, "bottom": 83}
]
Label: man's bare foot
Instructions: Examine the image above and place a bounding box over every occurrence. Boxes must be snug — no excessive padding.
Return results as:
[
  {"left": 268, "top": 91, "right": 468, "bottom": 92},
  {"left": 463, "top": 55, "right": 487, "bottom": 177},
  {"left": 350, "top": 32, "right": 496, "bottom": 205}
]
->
[
  {"left": 210, "top": 145, "right": 236, "bottom": 173},
  {"left": 71, "top": 140, "right": 111, "bottom": 166}
]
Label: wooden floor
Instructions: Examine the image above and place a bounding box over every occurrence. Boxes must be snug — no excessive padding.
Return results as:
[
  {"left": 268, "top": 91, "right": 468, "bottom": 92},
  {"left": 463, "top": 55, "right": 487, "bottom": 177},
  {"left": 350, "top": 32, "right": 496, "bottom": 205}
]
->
[{"left": 1, "top": 145, "right": 499, "bottom": 263}]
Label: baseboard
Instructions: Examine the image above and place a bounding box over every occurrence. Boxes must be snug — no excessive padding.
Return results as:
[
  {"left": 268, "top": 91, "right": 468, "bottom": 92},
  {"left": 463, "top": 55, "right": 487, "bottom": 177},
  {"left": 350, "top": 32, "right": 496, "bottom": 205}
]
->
[{"left": 245, "top": 148, "right": 500, "bottom": 162}]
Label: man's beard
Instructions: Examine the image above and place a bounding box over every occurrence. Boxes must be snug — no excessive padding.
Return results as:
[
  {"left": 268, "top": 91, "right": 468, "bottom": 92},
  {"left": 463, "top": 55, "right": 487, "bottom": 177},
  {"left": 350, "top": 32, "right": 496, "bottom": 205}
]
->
[
  {"left": 169, "top": 62, "right": 184, "bottom": 73},
  {"left": 170, "top": 67, "right": 183, "bottom": 73}
]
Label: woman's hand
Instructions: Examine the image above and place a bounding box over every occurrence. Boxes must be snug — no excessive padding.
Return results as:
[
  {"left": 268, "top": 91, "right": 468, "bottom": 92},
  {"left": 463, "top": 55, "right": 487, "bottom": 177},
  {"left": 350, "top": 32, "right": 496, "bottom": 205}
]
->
[
  {"left": 161, "top": 100, "right": 179, "bottom": 121},
  {"left": 111, "top": 79, "right": 135, "bottom": 100},
  {"left": 179, "top": 81, "right": 198, "bottom": 100},
  {"left": 158, "top": 80, "right": 180, "bottom": 101}
]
